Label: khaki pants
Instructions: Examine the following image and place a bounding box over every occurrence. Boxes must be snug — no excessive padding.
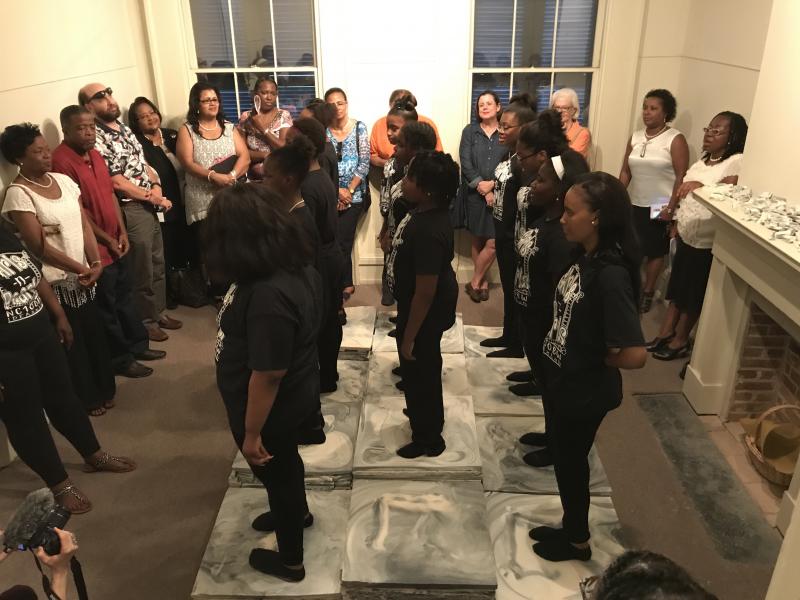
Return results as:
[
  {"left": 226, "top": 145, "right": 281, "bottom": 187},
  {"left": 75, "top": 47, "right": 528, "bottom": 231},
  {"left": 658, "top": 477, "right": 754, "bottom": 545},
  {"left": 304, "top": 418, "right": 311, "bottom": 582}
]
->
[{"left": 122, "top": 202, "right": 166, "bottom": 324}]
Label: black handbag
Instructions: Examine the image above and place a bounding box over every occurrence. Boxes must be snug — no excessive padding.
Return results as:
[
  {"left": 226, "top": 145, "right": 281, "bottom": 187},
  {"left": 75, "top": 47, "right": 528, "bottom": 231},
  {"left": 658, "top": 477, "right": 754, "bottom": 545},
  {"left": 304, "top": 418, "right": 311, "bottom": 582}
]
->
[
  {"left": 210, "top": 155, "right": 246, "bottom": 183},
  {"left": 449, "top": 181, "right": 468, "bottom": 229}
]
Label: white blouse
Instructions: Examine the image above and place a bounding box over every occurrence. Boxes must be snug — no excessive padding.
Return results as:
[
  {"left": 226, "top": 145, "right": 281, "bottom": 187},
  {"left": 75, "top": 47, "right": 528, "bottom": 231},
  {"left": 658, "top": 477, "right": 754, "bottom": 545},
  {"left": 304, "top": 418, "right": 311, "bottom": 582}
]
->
[
  {"left": 627, "top": 127, "right": 683, "bottom": 208},
  {"left": 676, "top": 153, "right": 743, "bottom": 249}
]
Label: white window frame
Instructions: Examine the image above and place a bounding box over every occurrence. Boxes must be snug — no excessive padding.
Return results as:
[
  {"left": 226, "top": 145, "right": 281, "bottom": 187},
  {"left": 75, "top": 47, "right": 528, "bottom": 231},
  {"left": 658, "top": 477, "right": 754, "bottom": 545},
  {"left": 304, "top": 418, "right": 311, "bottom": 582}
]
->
[
  {"left": 179, "top": 0, "right": 322, "bottom": 116},
  {"left": 467, "top": 0, "right": 607, "bottom": 125}
]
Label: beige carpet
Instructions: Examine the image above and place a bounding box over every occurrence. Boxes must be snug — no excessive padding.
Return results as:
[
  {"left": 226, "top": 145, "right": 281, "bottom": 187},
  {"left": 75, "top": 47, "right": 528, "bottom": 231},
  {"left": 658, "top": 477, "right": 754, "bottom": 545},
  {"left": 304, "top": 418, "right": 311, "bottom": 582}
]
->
[{"left": 0, "top": 285, "right": 776, "bottom": 599}]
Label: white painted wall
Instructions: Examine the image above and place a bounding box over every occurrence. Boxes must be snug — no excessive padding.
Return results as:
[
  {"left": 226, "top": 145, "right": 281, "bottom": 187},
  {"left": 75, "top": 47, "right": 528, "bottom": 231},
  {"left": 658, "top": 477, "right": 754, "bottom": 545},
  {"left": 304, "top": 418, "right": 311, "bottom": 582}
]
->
[{"left": 0, "top": 0, "right": 156, "bottom": 186}]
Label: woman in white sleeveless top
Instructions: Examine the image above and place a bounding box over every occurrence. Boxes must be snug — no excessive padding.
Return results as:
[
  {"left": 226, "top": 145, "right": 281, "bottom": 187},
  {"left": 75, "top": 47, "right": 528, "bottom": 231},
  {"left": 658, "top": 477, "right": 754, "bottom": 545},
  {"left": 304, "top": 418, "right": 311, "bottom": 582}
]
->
[{"left": 619, "top": 89, "right": 689, "bottom": 313}]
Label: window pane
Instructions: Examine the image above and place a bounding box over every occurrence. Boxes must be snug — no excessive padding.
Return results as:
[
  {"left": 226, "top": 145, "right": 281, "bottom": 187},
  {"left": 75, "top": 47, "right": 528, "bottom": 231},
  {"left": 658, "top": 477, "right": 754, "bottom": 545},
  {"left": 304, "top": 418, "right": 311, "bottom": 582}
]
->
[
  {"left": 471, "top": 73, "right": 511, "bottom": 123},
  {"left": 273, "top": 0, "right": 315, "bottom": 67},
  {"left": 553, "top": 72, "right": 593, "bottom": 126},
  {"left": 197, "top": 73, "right": 239, "bottom": 121},
  {"left": 276, "top": 73, "right": 317, "bottom": 118},
  {"left": 232, "top": 0, "right": 274, "bottom": 68},
  {"left": 189, "top": 0, "right": 234, "bottom": 68},
  {"left": 554, "top": 0, "right": 598, "bottom": 67},
  {"left": 473, "top": 0, "right": 513, "bottom": 68},
  {"left": 513, "top": 0, "right": 554, "bottom": 68},
  {"left": 512, "top": 73, "right": 551, "bottom": 112}
]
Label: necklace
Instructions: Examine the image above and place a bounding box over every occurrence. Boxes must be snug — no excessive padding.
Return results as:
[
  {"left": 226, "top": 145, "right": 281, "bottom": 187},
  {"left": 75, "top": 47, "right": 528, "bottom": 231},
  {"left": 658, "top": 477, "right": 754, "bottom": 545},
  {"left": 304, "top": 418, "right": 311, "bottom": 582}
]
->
[
  {"left": 146, "top": 129, "right": 164, "bottom": 146},
  {"left": 19, "top": 172, "right": 53, "bottom": 188},
  {"left": 198, "top": 121, "right": 220, "bottom": 132},
  {"left": 707, "top": 154, "right": 723, "bottom": 163},
  {"left": 289, "top": 199, "right": 305, "bottom": 212},
  {"left": 639, "top": 124, "right": 669, "bottom": 158}
]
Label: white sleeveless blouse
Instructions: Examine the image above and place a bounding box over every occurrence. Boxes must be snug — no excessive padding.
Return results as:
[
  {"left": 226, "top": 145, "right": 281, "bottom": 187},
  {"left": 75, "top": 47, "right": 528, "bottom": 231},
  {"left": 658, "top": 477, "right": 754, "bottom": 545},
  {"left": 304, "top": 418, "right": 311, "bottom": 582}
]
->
[{"left": 627, "top": 127, "right": 683, "bottom": 208}]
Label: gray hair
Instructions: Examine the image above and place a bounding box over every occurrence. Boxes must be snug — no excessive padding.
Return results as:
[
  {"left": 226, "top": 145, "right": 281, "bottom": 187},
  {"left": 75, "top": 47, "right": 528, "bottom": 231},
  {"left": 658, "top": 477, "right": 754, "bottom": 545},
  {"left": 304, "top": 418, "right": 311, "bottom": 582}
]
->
[{"left": 550, "top": 87, "right": 580, "bottom": 120}]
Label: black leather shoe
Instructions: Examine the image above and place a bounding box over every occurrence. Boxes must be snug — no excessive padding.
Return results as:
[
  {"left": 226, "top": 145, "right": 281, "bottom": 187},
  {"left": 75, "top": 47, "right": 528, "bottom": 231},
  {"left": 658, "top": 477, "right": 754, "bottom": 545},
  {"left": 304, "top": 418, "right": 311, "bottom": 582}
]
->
[
  {"left": 487, "top": 347, "right": 525, "bottom": 358},
  {"left": 506, "top": 370, "right": 533, "bottom": 382},
  {"left": 509, "top": 381, "right": 541, "bottom": 396},
  {"left": 480, "top": 336, "right": 509, "bottom": 348},
  {"left": 395, "top": 380, "right": 405, "bottom": 391},
  {"left": 396, "top": 439, "right": 446, "bottom": 459},
  {"left": 529, "top": 525, "right": 566, "bottom": 541},
  {"left": 388, "top": 329, "right": 397, "bottom": 338},
  {"left": 116, "top": 361, "right": 153, "bottom": 378},
  {"left": 391, "top": 366, "right": 403, "bottom": 377},
  {"left": 388, "top": 315, "right": 397, "bottom": 324},
  {"left": 523, "top": 448, "right": 554, "bottom": 467},
  {"left": 134, "top": 349, "right": 166, "bottom": 361},
  {"left": 519, "top": 432, "right": 547, "bottom": 446}
]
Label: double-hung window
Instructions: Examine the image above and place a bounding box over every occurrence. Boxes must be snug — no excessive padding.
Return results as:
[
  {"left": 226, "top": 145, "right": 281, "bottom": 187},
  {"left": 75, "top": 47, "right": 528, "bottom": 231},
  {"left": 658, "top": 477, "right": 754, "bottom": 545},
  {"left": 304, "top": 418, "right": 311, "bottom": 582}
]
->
[{"left": 185, "top": 0, "right": 318, "bottom": 119}]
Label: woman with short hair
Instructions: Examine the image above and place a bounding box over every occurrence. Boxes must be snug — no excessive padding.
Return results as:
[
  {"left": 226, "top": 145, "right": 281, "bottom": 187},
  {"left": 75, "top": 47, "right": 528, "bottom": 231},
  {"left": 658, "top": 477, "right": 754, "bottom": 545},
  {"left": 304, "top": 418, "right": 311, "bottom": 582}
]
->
[
  {"left": 237, "top": 76, "right": 293, "bottom": 181},
  {"left": 549, "top": 88, "right": 591, "bottom": 158}
]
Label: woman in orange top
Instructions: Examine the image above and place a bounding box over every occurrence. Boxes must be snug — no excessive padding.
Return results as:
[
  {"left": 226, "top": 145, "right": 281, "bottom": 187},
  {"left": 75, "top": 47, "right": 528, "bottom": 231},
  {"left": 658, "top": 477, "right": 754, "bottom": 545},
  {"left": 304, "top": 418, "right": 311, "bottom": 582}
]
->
[
  {"left": 550, "top": 88, "right": 591, "bottom": 159},
  {"left": 370, "top": 89, "right": 443, "bottom": 167}
]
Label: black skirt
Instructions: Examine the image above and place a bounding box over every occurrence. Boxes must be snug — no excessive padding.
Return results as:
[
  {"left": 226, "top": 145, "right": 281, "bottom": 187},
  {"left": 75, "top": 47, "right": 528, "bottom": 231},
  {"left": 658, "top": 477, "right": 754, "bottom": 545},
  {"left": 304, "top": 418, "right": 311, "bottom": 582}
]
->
[
  {"left": 632, "top": 205, "right": 669, "bottom": 259},
  {"left": 665, "top": 236, "right": 713, "bottom": 316}
]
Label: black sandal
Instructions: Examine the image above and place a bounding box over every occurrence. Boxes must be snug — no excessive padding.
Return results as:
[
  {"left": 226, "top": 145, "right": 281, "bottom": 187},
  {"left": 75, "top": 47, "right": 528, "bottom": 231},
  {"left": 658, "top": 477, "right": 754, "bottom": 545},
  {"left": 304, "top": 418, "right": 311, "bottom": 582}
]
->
[
  {"left": 646, "top": 332, "right": 675, "bottom": 352},
  {"left": 653, "top": 343, "right": 690, "bottom": 361},
  {"left": 639, "top": 291, "right": 655, "bottom": 313}
]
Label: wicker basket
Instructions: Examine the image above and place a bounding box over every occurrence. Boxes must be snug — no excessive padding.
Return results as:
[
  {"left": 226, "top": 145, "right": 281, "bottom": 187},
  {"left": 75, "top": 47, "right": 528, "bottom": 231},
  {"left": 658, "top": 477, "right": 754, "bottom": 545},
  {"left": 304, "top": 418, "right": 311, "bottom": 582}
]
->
[{"left": 743, "top": 404, "right": 800, "bottom": 488}]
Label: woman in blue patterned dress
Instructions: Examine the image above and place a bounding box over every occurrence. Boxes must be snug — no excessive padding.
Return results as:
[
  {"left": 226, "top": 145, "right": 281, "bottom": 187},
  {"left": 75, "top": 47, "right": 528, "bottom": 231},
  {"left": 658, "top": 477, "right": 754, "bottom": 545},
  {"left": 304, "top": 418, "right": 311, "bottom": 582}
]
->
[{"left": 324, "top": 87, "right": 370, "bottom": 300}]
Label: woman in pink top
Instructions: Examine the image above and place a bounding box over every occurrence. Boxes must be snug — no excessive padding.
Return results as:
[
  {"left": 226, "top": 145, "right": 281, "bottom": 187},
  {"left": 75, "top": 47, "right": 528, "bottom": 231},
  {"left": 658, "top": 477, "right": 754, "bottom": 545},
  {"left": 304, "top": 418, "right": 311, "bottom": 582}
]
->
[
  {"left": 237, "top": 76, "right": 293, "bottom": 180},
  {"left": 550, "top": 88, "right": 591, "bottom": 159}
]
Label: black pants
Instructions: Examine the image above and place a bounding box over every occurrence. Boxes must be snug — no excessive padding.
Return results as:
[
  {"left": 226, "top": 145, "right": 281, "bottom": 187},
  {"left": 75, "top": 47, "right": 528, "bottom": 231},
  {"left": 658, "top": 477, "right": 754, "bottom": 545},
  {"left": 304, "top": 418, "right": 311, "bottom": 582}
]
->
[
  {"left": 232, "top": 428, "right": 308, "bottom": 565},
  {"left": 161, "top": 215, "right": 193, "bottom": 272},
  {"left": 336, "top": 203, "right": 363, "bottom": 289},
  {"left": 94, "top": 256, "right": 148, "bottom": 370},
  {"left": 495, "top": 235, "right": 520, "bottom": 348},
  {"left": 397, "top": 321, "right": 445, "bottom": 446},
  {"left": 549, "top": 402, "right": 605, "bottom": 543},
  {"left": 318, "top": 250, "right": 344, "bottom": 388},
  {"left": 0, "top": 330, "right": 101, "bottom": 487},
  {"left": 62, "top": 300, "right": 116, "bottom": 411},
  {"left": 520, "top": 309, "right": 551, "bottom": 444}
]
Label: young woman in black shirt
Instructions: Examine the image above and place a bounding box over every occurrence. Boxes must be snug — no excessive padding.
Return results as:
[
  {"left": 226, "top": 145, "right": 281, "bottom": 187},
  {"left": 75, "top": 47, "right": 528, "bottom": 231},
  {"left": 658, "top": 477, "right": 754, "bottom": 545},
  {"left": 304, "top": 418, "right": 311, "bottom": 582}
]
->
[
  {"left": 208, "top": 185, "right": 322, "bottom": 582},
  {"left": 480, "top": 93, "right": 537, "bottom": 358},
  {"left": 386, "top": 151, "right": 459, "bottom": 458},
  {"left": 532, "top": 172, "right": 647, "bottom": 562}
]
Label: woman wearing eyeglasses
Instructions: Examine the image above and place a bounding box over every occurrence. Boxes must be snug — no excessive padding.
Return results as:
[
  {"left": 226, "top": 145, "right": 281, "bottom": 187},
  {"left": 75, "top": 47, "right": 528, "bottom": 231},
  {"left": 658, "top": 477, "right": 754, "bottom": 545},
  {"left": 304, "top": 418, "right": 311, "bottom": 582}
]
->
[
  {"left": 176, "top": 82, "right": 249, "bottom": 299},
  {"left": 648, "top": 112, "right": 748, "bottom": 362},
  {"left": 619, "top": 89, "right": 689, "bottom": 313},
  {"left": 549, "top": 88, "right": 591, "bottom": 159},
  {"left": 237, "top": 76, "right": 293, "bottom": 181},
  {"left": 324, "top": 87, "right": 370, "bottom": 303}
]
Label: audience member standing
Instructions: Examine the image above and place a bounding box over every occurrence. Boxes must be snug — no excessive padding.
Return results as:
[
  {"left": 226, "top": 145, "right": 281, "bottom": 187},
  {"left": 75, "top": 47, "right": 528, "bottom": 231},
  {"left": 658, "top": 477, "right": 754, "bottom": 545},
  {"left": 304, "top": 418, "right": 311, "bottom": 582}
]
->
[
  {"left": 0, "top": 226, "right": 135, "bottom": 514},
  {"left": 51, "top": 106, "right": 161, "bottom": 378},
  {"left": 480, "top": 94, "right": 537, "bottom": 357},
  {"left": 237, "top": 76, "right": 293, "bottom": 181},
  {"left": 209, "top": 185, "right": 321, "bottom": 582},
  {"left": 650, "top": 112, "right": 748, "bottom": 361},
  {"left": 550, "top": 88, "right": 591, "bottom": 158},
  {"left": 369, "top": 89, "right": 443, "bottom": 168},
  {"left": 176, "top": 82, "right": 249, "bottom": 299},
  {"left": 533, "top": 172, "right": 646, "bottom": 562},
  {"left": 299, "top": 99, "right": 338, "bottom": 185},
  {"left": 459, "top": 90, "right": 504, "bottom": 302},
  {"left": 80, "top": 83, "right": 182, "bottom": 340},
  {"left": 388, "top": 151, "right": 459, "bottom": 459},
  {"left": 619, "top": 89, "right": 688, "bottom": 313},
  {"left": 324, "top": 88, "right": 370, "bottom": 302},
  {"left": 1, "top": 123, "right": 114, "bottom": 416},
  {"left": 129, "top": 97, "right": 193, "bottom": 309}
]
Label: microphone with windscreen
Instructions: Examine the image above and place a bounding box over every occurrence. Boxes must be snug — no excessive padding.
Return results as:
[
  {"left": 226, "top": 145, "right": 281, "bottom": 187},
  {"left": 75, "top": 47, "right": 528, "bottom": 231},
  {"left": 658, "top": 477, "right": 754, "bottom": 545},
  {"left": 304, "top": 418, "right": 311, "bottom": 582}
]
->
[{"left": 3, "top": 488, "right": 70, "bottom": 555}]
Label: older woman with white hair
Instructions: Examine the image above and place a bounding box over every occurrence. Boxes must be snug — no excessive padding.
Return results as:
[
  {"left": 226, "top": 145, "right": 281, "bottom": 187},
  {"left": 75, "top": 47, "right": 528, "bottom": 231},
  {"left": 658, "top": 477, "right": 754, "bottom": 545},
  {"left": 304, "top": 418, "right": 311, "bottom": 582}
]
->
[{"left": 550, "top": 88, "right": 591, "bottom": 158}]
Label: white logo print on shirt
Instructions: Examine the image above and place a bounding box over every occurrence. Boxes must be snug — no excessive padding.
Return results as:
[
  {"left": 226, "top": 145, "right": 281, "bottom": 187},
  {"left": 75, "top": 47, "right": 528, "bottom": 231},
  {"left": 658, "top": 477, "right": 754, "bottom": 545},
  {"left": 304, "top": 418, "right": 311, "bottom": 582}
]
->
[
  {"left": 492, "top": 158, "right": 513, "bottom": 221},
  {"left": 386, "top": 213, "right": 411, "bottom": 295},
  {"left": 0, "top": 251, "right": 43, "bottom": 323},
  {"left": 543, "top": 264, "right": 583, "bottom": 367},
  {"left": 214, "top": 283, "right": 237, "bottom": 362},
  {"left": 514, "top": 227, "right": 539, "bottom": 306}
]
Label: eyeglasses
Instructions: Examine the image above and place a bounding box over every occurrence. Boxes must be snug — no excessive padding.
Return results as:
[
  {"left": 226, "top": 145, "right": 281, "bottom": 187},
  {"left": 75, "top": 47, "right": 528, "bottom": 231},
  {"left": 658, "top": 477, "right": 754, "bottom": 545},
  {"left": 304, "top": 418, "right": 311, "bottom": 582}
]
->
[
  {"left": 517, "top": 152, "right": 537, "bottom": 162},
  {"left": 498, "top": 123, "right": 520, "bottom": 132},
  {"left": 336, "top": 141, "right": 343, "bottom": 162},
  {"left": 200, "top": 98, "right": 220, "bottom": 105},
  {"left": 553, "top": 106, "right": 575, "bottom": 113},
  {"left": 703, "top": 127, "right": 726, "bottom": 137},
  {"left": 90, "top": 87, "right": 113, "bottom": 101}
]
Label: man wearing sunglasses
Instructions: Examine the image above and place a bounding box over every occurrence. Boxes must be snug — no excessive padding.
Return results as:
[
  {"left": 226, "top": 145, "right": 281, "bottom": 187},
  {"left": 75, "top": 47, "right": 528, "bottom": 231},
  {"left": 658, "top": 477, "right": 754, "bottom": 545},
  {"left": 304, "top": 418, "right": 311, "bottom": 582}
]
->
[{"left": 79, "top": 82, "right": 182, "bottom": 343}]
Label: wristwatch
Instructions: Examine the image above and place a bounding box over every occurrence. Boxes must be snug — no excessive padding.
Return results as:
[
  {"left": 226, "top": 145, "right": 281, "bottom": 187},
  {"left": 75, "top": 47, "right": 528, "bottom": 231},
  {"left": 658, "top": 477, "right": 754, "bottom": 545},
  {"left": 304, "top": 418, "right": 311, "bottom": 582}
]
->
[
  {"left": 348, "top": 187, "right": 355, "bottom": 194},
  {"left": 230, "top": 169, "right": 238, "bottom": 178}
]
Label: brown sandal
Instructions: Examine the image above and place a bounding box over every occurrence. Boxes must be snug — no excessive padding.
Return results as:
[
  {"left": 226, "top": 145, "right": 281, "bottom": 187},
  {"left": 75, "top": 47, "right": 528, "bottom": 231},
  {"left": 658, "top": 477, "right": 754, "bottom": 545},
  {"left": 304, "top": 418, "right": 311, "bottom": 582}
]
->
[
  {"left": 84, "top": 451, "right": 137, "bottom": 473},
  {"left": 52, "top": 482, "right": 92, "bottom": 514},
  {"left": 464, "top": 283, "right": 482, "bottom": 303},
  {"left": 88, "top": 407, "right": 106, "bottom": 417}
]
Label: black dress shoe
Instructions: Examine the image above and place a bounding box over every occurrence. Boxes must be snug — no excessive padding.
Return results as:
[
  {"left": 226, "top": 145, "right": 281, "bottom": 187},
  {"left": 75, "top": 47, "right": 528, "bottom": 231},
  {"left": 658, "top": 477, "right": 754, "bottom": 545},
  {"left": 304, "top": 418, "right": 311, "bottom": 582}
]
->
[
  {"left": 391, "top": 366, "right": 403, "bottom": 377},
  {"left": 252, "top": 511, "right": 314, "bottom": 532},
  {"left": 297, "top": 428, "right": 326, "bottom": 445},
  {"left": 134, "top": 349, "right": 167, "bottom": 361},
  {"left": 509, "top": 381, "right": 541, "bottom": 396},
  {"left": 529, "top": 525, "right": 566, "bottom": 541},
  {"left": 506, "top": 370, "right": 533, "bottom": 382},
  {"left": 396, "top": 439, "right": 446, "bottom": 459},
  {"left": 487, "top": 347, "right": 525, "bottom": 358},
  {"left": 519, "top": 432, "right": 547, "bottom": 446},
  {"left": 249, "top": 549, "right": 306, "bottom": 582},
  {"left": 116, "top": 361, "right": 153, "bottom": 378},
  {"left": 320, "top": 382, "right": 337, "bottom": 393},
  {"left": 533, "top": 538, "right": 591, "bottom": 562},
  {"left": 523, "top": 448, "right": 554, "bottom": 467},
  {"left": 388, "top": 329, "right": 397, "bottom": 338},
  {"left": 395, "top": 380, "right": 405, "bottom": 391},
  {"left": 388, "top": 315, "right": 397, "bottom": 324},
  {"left": 480, "top": 336, "right": 509, "bottom": 348}
]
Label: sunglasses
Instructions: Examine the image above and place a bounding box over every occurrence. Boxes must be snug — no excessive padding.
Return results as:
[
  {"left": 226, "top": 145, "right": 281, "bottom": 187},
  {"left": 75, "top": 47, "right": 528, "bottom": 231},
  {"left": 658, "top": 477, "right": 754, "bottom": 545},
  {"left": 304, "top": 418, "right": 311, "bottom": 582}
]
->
[
  {"left": 336, "top": 141, "right": 343, "bottom": 162},
  {"left": 90, "top": 87, "right": 113, "bottom": 101}
]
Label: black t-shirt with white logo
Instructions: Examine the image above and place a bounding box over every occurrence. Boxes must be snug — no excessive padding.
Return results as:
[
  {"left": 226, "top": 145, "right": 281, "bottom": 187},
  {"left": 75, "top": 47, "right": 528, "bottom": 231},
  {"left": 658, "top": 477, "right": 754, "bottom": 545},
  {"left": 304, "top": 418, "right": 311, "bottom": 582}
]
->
[
  {"left": 0, "top": 227, "right": 50, "bottom": 349},
  {"left": 301, "top": 169, "right": 339, "bottom": 254},
  {"left": 215, "top": 265, "right": 322, "bottom": 436},
  {"left": 387, "top": 207, "right": 457, "bottom": 332},
  {"left": 542, "top": 250, "right": 644, "bottom": 415}
]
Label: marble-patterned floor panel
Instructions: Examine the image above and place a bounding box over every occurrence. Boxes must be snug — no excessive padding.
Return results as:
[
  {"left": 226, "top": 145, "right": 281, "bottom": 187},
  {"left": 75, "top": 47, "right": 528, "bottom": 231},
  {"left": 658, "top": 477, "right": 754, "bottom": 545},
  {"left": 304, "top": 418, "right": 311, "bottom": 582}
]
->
[
  {"left": 353, "top": 395, "right": 481, "bottom": 480},
  {"left": 340, "top": 305, "right": 376, "bottom": 360},
  {"left": 372, "top": 312, "right": 465, "bottom": 354},
  {"left": 192, "top": 487, "right": 350, "bottom": 599},
  {"left": 486, "top": 492, "right": 625, "bottom": 600},
  {"left": 322, "top": 360, "right": 369, "bottom": 405},
  {"left": 477, "top": 416, "right": 611, "bottom": 495},
  {"left": 464, "top": 325, "right": 504, "bottom": 357},
  {"left": 366, "top": 352, "right": 470, "bottom": 400},
  {"left": 342, "top": 479, "right": 496, "bottom": 592},
  {"left": 467, "top": 356, "right": 543, "bottom": 416},
  {"left": 232, "top": 401, "right": 360, "bottom": 490}
]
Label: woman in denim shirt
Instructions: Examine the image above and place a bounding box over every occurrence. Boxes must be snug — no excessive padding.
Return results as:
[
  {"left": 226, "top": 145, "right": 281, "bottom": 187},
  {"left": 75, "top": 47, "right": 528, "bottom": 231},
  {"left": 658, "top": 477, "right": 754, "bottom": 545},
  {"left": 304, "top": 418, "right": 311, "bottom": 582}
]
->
[
  {"left": 459, "top": 90, "right": 505, "bottom": 302},
  {"left": 324, "top": 87, "right": 370, "bottom": 301}
]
